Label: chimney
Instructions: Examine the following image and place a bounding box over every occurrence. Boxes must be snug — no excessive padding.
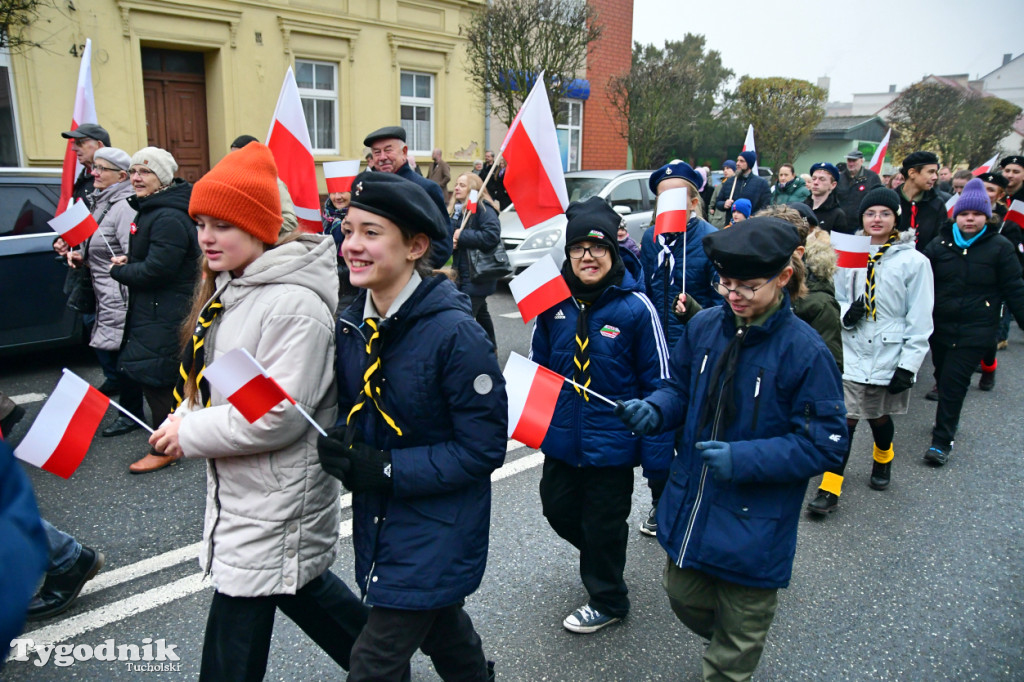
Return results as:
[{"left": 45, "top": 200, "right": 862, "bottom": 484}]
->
[
  {"left": 816, "top": 76, "right": 830, "bottom": 97},
  {"left": 1004, "top": 53, "right": 1013, "bottom": 66},
  {"left": 888, "top": 84, "right": 896, "bottom": 93}
]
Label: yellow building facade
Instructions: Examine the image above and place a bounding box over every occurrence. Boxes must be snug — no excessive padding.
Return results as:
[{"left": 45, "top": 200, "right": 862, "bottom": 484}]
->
[{"left": 7, "top": 0, "right": 486, "bottom": 187}]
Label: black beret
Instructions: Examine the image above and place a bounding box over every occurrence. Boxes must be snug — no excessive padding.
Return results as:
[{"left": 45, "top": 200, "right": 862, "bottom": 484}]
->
[
  {"left": 787, "top": 202, "right": 819, "bottom": 227},
  {"left": 858, "top": 187, "right": 901, "bottom": 221},
  {"left": 649, "top": 160, "right": 704, "bottom": 194},
  {"left": 363, "top": 126, "right": 407, "bottom": 147},
  {"left": 999, "top": 155, "right": 1024, "bottom": 169},
  {"left": 702, "top": 216, "right": 800, "bottom": 280},
  {"left": 809, "top": 162, "right": 839, "bottom": 183},
  {"left": 349, "top": 171, "right": 448, "bottom": 242},
  {"left": 564, "top": 196, "right": 621, "bottom": 252},
  {"left": 901, "top": 151, "right": 939, "bottom": 172},
  {"left": 977, "top": 171, "right": 1008, "bottom": 189}
]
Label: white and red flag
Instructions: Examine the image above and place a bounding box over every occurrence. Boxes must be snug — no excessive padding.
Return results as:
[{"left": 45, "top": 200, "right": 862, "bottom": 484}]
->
[
  {"left": 654, "top": 187, "right": 689, "bottom": 236},
  {"left": 14, "top": 370, "right": 109, "bottom": 479},
  {"left": 831, "top": 232, "right": 872, "bottom": 269},
  {"left": 499, "top": 74, "right": 569, "bottom": 228},
  {"left": 204, "top": 348, "right": 295, "bottom": 424},
  {"left": 466, "top": 189, "right": 479, "bottom": 215},
  {"left": 509, "top": 254, "right": 571, "bottom": 323},
  {"left": 945, "top": 194, "right": 959, "bottom": 219},
  {"left": 323, "top": 160, "right": 360, "bottom": 194},
  {"left": 48, "top": 199, "right": 99, "bottom": 248},
  {"left": 972, "top": 153, "right": 1000, "bottom": 177},
  {"left": 267, "top": 68, "right": 322, "bottom": 233},
  {"left": 1005, "top": 200, "right": 1024, "bottom": 230},
  {"left": 504, "top": 352, "right": 564, "bottom": 449},
  {"left": 58, "top": 38, "right": 97, "bottom": 215},
  {"left": 742, "top": 124, "right": 758, "bottom": 176},
  {"left": 869, "top": 129, "right": 891, "bottom": 175}
]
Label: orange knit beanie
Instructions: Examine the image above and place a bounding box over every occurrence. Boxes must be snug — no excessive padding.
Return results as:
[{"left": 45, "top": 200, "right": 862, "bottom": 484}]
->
[{"left": 189, "top": 142, "right": 282, "bottom": 244}]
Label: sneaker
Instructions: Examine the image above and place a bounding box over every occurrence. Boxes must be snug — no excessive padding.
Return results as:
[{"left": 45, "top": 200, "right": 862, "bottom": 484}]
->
[
  {"left": 562, "top": 604, "right": 621, "bottom": 633},
  {"left": 640, "top": 506, "right": 657, "bottom": 536},
  {"left": 925, "top": 384, "right": 939, "bottom": 401},
  {"left": 806, "top": 490, "right": 838, "bottom": 515},
  {"left": 997, "top": 340, "right": 1009, "bottom": 351},
  {"left": 924, "top": 445, "right": 950, "bottom": 467}
]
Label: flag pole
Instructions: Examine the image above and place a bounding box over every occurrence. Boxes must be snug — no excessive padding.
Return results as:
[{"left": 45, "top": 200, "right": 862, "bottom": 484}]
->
[
  {"left": 244, "top": 353, "right": 329, "bottom": 437},
  {"left": 563, "top": 376, "right": 617, "bottom": 408},
  {"left": 108, "top": 399, "right": 155, "bottom": 434},
  {"left": 292, "top": 403, "right": 328, "bottom": 437},
  {"left": 459, "top": 150, "right": 504, "bottom": 233}
]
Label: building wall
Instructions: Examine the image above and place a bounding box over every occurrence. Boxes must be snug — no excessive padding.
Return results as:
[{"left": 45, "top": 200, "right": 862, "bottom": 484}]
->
[
  {"left": 580, "top": 0, "right": 631, "bottom": 169},
  {"left": 9, "top": 0, "right": 485, "bottom": 187}
]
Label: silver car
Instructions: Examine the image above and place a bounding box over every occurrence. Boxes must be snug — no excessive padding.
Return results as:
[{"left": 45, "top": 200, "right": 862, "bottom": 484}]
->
[{"left": 499, "top": 170, "right": 655, "bottom": 273}]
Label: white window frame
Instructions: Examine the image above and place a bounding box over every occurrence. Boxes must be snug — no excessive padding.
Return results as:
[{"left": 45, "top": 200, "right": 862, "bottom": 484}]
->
[
  {"left": 0, "top": 45, "right": 23, "bottom": 167},
  {"left": 557, "top": 98, "right": 583, "bottom": 172},
  {"left": 400, "top": 70, "right": 434, "bottom": 156},
  {"left": 295, "top": 58, "right": 338, "bottom": 155}
]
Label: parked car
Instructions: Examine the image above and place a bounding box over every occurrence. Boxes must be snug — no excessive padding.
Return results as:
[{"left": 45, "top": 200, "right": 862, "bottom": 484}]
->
[
  {"left": 0, "top": 168, "right": 85, "bottom": 355},
  {"left": 500, "top": 169, "right": 654, "bottom": 273}
]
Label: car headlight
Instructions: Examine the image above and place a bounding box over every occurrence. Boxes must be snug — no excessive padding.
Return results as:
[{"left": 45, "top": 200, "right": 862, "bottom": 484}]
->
[{"left": 520, "top": 227, "right": 562, "bottom": 251}]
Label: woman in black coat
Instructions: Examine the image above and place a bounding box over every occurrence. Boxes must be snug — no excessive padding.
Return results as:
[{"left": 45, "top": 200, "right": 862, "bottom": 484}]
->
[
  {"left": 109, "top": 147, "right": 201, "bottom": 474},
  {"left": 922, "top": 179, "right": 1024, "bottom": 466},
  {"left": 451, "top": 172, "right": 501, "bottom": 350}
]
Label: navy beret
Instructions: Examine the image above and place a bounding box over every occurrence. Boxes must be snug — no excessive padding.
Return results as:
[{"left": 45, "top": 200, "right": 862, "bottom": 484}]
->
[
  {"left": 787, "top": 202, "right": 818, "bottom": 227},
  {"left": 649, "top": 160, "right": 704, "bottom": 194},
  {"left": 565, "top": 196, "right": 621, "bottom": 253},
  {"left": 977, "top": 171, "right": 1008, "bottom": 189},
  {"left": 702, "top": 216, "right": 800, "bottom": 280},
  {"left": 809, "top": 162, "right": 839, "bottom": 183},
  {"left": 901, "top": 151, "right": 939, "bottom": 172},
  {"left": 363, "top": 126, "right": 407, "bottom": 147},
  {"left": 349, "top": 171, "right": 448, "bottom": 242},
  {"left": 999, "top": 155, "right": 1024, "bottom": 169}
]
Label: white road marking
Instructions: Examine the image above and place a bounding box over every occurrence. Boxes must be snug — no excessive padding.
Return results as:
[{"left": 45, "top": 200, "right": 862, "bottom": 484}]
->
[
  {"left": 500, "top": 311, "right": 522, "bottom": 319},
  {"left": 10, "top": 392, "right": 47, "bottom": 405},
  {"left": 23, "top": 441, "right": 539, "bottom": 649}
]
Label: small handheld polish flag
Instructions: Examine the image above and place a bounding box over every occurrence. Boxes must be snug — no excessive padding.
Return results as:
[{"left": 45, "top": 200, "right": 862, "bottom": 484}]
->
[
  {"left": 654, "top": 187, "right": 689, "bottom": 236},
  {"left": 467, "top": 189, "right": 479, "bottom": 214},
  {"left": 1005, "top": 200, "right": 1024, "bottom": 230},
  {"left": 323, "top": 160, "right": 360, "bottom": 194},
  {"left": 971, "top": 153, "right": 1000, "bottom": 177},
  {"left": 509, "top": 254, "right": 571, "bottom": 323},
  {"left": 203, "top": 348, "right": 295, "bottom": 424},
  {"left": 48, "top": 199, "right": 99, "bottom": 248},
  {"left": 830, "top": 232, "right": 872, "bottom": 269},
  {"left": 504, "top": 352, "right": 564, "bottom": 449},
  {"left": 945, "top": 194, "right": 959, "bottom": 219}
]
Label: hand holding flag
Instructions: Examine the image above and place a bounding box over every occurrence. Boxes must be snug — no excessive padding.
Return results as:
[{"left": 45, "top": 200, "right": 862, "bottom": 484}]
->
[{"left": 48, "top": 199, "right": 99, "bottom": 248}]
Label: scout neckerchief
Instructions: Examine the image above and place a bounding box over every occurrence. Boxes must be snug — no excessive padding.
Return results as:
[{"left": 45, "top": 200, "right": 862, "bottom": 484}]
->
[
  {"left": 572, "top": 301, "right": 592, "bottom": 402},
  {"left": 346, "top": 316, "right": 403, "bottom": 438},
  {"left": 173, "top": 295, "right": 223, "bottom": 409},
  {"left": 864, "top": 232, "right": 898, "bottom": 320}
]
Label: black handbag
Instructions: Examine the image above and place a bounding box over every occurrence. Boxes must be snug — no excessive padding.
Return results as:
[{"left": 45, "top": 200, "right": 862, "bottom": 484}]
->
[
  {"left": 64, "top": 262, "right": 96, "bottom": 313},
  {"left": 467, "top": 240, "right": 512, "bottom": 283}
]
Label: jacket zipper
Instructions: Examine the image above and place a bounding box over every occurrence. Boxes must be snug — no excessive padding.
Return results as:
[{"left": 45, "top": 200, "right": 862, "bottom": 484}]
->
[
  {"left": 750, "top": 369, "right": 764, "bottom": 431},
  {"left": 205, "top": 459, "right": 220, "bottom": 578}
]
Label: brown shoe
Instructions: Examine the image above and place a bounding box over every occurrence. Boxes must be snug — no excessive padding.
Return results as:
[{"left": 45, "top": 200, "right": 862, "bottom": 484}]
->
[{"left": 128, "top": 453, "right": 182, "bottom": 474}]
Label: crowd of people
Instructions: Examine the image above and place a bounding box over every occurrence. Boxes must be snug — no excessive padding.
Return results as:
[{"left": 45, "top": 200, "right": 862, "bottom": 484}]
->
[{"left": 2, "top": 119, "right": 1023, "bottom": 682}]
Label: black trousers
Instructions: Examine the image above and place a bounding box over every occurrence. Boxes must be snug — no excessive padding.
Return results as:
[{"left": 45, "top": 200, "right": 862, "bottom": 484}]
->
[
  {"left": 469, "top": 295, "right": 496, "bottom": 351},
  {"left": 199, "top": 570, "right": 368, "bottom": 682},
  {"left": 120, "top": 381, "right": 175, "bottom": 456},
  {"left": 930, "top": 342, "right": 987, "bottom": 448},
  {"left": 539, "top": 457, "right": 633, "bottom": 617},
  {"left": 348, "top": 601, "right": 488, "bottom": 682}
]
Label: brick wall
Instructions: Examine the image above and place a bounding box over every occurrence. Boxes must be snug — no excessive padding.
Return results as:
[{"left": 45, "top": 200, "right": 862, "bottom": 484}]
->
[{"left": 582, "top": 0, "right": 632, "bottom": 169}]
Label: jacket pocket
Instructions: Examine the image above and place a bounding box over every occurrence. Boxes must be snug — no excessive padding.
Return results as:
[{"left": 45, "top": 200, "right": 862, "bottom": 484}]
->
[
  {"left": 405, "top": 494, "right": 458, "bottom": 525},
  {"left": 696, "top": 498, "right": 779, "bottom": 577},
  {"left": 809, "top": 399, "right": 846, "bottom": 450}
]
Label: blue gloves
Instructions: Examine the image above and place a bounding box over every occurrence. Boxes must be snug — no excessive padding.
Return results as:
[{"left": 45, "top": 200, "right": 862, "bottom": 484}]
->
[
  {"left": 614, "top": 399, "right": 662, "bottom": 435},
  {"left": 696, "top": 441, "right": 732, "bottom": 482}
]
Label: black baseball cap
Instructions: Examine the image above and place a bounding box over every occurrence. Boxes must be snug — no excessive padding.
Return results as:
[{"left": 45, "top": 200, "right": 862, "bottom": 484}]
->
[{"left": 61, "top": 123, "right": 110, "bottom": 147}]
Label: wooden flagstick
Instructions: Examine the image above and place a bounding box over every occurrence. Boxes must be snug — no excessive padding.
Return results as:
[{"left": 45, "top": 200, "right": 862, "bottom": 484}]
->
[{"left": 459, "top": 150, "right": 504, "bottom": 233}]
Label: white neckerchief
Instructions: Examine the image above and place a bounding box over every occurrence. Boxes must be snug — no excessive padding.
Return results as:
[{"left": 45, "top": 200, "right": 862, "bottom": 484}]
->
[{"left": 655, "top": 214, "right": 690, "bottom": 283}]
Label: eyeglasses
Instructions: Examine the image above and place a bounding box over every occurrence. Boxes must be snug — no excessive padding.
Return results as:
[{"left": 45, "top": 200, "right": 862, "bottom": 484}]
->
[
  {"left": 568, "top": 243, "right": 609, "bottom": 260},
  {"left": 863, "top": 210, "right": 894, "bottom": 220},
  {"left": 93, "top": 164, "right": 121, "bottom": 173},
  {"left": 130, "top": 168, "right": 155, "bottom": 177},
  {"left": 712, "top": 273, "right": 779, "bottom": 301}
]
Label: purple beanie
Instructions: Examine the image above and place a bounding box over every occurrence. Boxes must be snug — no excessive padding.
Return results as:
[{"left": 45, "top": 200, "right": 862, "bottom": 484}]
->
[
  {"left": 738, "top": 151, "right": 757, "bottom": 170},
  {"left": 953, "top": 178, "right": 992, "bottom": 219}
]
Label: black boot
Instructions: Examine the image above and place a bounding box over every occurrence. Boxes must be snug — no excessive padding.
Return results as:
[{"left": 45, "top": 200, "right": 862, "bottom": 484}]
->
[
  {"left": 979, "top": 370, "right": 995, "bottom": 391},
  {"left": 26, "top": 546, "right": 104, "bottom": 620},
  {"left": 807, "top": 490, "right": 839, "bottom": 515},
  {"left": 487, "top": 660, "right": 495, "bottom": 682},
  {"left": 869, "top": 461, "right": 892, "bottom": 490},
  {"left": 102, "top": 416, "right": 140, "bottom": 437}
]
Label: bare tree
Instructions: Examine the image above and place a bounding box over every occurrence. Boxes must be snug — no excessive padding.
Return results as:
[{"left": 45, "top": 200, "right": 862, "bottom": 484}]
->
[
  {"left": 462, "top": 0, "right": 601, "bottom": 128},
  {"left": 0, "top": 0, "right": 49, "bottom": 53}
]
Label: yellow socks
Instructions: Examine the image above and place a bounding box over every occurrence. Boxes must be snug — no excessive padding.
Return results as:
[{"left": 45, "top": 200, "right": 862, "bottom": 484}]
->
[
  {"left": 820, "top": 472, "right": 843, "bottom": 496},
  {"left": 873, "top": 443, "right": 894, "bottom": 464}
]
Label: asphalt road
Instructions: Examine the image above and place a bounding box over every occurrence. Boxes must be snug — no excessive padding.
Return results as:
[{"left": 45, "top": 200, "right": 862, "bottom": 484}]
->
[{"left": 2, "top": 283, "right": 1022, "bottom": 680}]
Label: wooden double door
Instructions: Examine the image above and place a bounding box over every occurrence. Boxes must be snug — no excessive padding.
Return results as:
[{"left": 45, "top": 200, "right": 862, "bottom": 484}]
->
[{"left": 142, "top": 48, "right": 210, "bottom": 183}]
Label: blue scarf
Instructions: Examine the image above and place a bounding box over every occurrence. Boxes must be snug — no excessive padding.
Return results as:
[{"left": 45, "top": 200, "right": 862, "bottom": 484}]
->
[{"left": 953, "top": 224, "right": 987, "bottom": 249}]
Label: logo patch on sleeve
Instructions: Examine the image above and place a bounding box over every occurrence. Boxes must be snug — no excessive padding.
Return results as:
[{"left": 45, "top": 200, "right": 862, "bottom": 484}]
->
[{"left": 599, "top": 325, "right": 621, "bottom": 339}]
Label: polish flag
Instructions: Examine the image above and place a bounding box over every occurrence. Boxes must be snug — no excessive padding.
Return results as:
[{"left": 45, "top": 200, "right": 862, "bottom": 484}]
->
[
  {"left": 323, "top": 160, "right": 360, "bottom": 194},
  {"left": 267, "top": 68, "right": 322, "bottom": 232},
  {"left": 504, "top": 352, "right": 564, "bottom": 449},
  {"left": 47, "top": 198, "right": 99, "bottom": 248},
  {"left": 204, "top": 348, "right": 295, "bottom": 423},
  {"left": 830, "top": 232, "right": 872, "bottom": 269},
  {"left": 509, "top": 253, "right": 571, "bottom": 323},
  {"left": 945, "top": 194, "right": 959, "bottom": 219},
  {"left": 654, "top": 187, "right": 688, "bottom": 236},
  {"left": 972, "top": 153, "right": 1000, "bottom": 177},
  {"left": 58, "top": 39, "right": 97, "bottom": 216},
  {"left": 1005, "top": 200, "right": 1024, "bottom": 230},
  {"left": 14, "top": 370, "right": 109, "bottom": 479},
  {"left": 499, "top": 74, "right": 569, "bottom": 228},
  {"left": 467, "top": 189, "right": 479, "bottom": 214},
  {"left": 869, "top": 129, "right": 891, "bottom": 175},
  {"left": 742, "top": 124, "right": 758, "bottom": 176}
]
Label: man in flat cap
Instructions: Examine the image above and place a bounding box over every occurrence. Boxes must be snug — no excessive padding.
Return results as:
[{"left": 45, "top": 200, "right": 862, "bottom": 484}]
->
[
  {"left": 836, "top": 150, "right": 882, "bottom": 227},
  {"left": 896, "top": 151, "right": 946, "bottom": 251},
  {"left": 804, "top": 162, "right": 849, "bottom": 234},
  {"left": 1000, "top": 156, "right": 1024, "bottom": 205},
  {"left": 61, "top": 122, "right": 111, "bottom": 208},
  {"left": 363, "top": 126, "right": 452, "bottom": 267}
]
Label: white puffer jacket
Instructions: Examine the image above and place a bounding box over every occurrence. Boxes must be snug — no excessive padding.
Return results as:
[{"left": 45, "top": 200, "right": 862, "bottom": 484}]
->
[
  {"left": 176, "top": 235, "right": 340, "bottom": 597},
  {"left": 834, "top": 230, "right": 934, "bottom": 385}
]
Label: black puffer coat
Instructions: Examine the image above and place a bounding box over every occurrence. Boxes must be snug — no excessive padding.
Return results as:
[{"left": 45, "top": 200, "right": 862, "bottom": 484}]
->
[
  {"left": 110, "top": 179, "right": 200, "bottom": 387},
  {"left": 924, "top": 224, "right": 1024, "bottom": 349},
  {"left": 805, "top": 192, "right": 849, "bottom": 234},
  {"left": 896, "top": 186, "right": 948, "bottom": 251}
]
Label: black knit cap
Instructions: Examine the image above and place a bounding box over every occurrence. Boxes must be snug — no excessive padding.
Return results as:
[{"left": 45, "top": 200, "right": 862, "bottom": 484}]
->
[
  {"left": 564, "top": 196, "right": 622, "bottom": 253},
  {"left": 978, "top": 171, "right": 1009, "bottom": 189},
  {"left": 858, "top": 187, "right": 901, "bottom": 222},
  {"left": 348, "top": 171, "right": 448, "bottom": 241},
  {"left": 901, "top": 151, "right": 939, "bottom": 173},
  {"left": 230, "top": 134, "right": 259, "bottom": 149},
  {"left": 702, "top": 216, "right": 800, "bottom": 280}
]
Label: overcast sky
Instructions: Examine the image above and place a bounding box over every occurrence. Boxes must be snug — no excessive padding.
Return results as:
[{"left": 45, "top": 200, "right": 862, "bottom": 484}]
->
[{"left": 632, "top": 0, "right": 1024, "bottom": 102}]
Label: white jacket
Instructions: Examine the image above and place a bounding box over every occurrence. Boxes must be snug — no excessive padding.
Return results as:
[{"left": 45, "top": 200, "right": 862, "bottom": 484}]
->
[
  {"left": 834, "top": 230, "right": 934, "bottom": 385},
  {"left": 176, "top": 235, "right": 340, "bottom": 597}
]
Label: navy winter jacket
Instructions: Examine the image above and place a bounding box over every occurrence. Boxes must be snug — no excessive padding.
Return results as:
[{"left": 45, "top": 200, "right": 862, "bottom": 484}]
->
[
  {"left": 335, "top": 275, "right": 507, "bottom": 610},
  {"left": 646, "top": 295, "right": 847, "bottom": 589},
  {"left": 529, "top": 250, "right": 674, "bottom": 477},
  {"left": 715, "top": 173, "right": 771, "bottom": 214},
  {"left": 452, "top": 202, "right": 502, "bottom": 298},
  {"left": 639, "top": 217, "right": 722, "bottom": 349}
]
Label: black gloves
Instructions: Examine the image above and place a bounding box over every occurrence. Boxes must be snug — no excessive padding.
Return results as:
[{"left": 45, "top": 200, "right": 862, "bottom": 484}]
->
[
  {"left": 887, "top": 367, "right": 915, "bottom": 394},
  {"left": 317, "top": 428, "right": 393, "bottom": 494},
  {"left": 842, "top": 296, "right": 867, "bottom": 327}
]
